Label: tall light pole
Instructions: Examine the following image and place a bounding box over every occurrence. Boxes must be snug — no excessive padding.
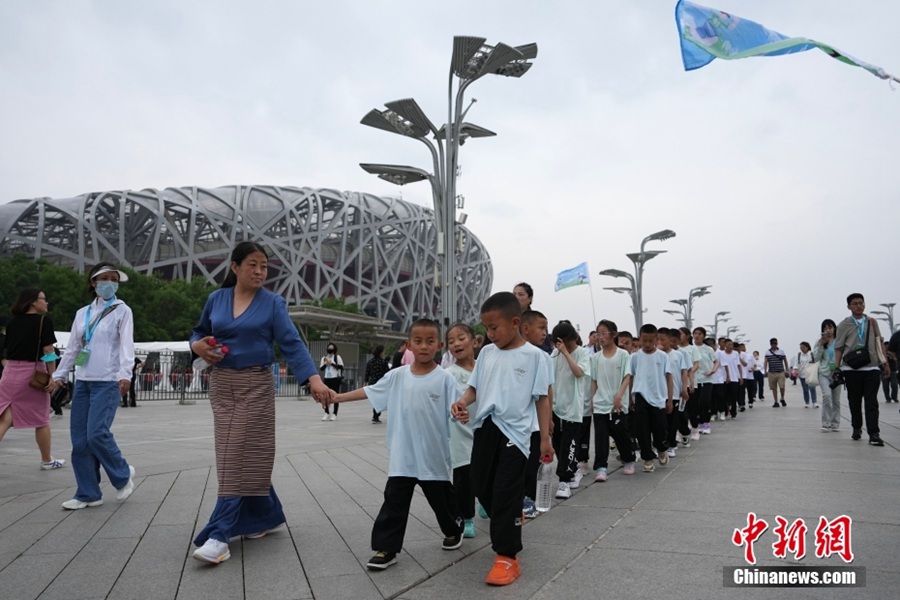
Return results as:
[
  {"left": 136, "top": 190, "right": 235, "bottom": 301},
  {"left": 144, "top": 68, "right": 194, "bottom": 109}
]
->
[
  {"left": 599, "top": 229, "right": 676, "bottom": 332},
  {"left": 360, "top": 37, "right": 537, "bottom": 328},
  {"left": 726, "top": 325, "right": 740, "bottom": 339},
  {"left": 711, "top": 311, "right": 730, "bottom": 340},
  {"left": 871, "top": 302, "right": 896, "bottom": 333},
  {"left": 668, "top": 285, "right": 711, "bottom": 329}
]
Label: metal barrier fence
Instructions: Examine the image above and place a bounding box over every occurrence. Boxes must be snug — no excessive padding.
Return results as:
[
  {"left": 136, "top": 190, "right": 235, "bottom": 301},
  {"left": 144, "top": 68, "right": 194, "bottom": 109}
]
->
[{"left": 124, "top": 350, "right": 361, "bottom": 403}]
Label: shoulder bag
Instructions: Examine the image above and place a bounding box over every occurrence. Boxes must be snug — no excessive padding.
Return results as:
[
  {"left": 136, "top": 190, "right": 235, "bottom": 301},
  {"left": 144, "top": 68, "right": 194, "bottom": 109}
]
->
[
  {"left": 843, "top": 320, "right": 871, "bottom": 370},
  {"left": 802, "top": 355, "right": 819, "bottom": 386},
  {"left": 28, "top": 316, "right": 51, "bottom": 390}
]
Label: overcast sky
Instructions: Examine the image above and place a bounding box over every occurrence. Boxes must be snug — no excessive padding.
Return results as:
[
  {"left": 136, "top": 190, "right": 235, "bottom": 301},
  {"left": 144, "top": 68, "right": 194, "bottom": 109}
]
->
[{"left": 2, "top": 0, "right": 899, "bottom": 352}]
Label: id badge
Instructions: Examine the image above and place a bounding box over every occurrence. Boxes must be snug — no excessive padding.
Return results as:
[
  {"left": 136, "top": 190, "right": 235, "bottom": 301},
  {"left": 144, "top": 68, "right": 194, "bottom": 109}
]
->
[{"left": 74, "top": 348, "right": 91, "bottom": 367}]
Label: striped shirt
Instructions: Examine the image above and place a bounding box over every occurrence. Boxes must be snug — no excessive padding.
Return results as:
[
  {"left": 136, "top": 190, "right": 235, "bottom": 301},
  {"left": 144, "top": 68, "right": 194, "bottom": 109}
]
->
[{"left": 764, "top": 348, "right": 787, "bottom": 373}]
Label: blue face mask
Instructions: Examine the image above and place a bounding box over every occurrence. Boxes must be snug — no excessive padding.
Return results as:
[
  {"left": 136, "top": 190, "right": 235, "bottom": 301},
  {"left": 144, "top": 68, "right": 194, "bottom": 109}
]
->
[{"left": 96, "top": 281, "right": 118, "bottom": 300}]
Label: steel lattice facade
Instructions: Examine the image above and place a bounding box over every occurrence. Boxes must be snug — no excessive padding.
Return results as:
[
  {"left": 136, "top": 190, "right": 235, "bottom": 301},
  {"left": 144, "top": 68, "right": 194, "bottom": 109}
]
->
[{"left": 0, "top": 185, "right": 492, "bottom": 331}]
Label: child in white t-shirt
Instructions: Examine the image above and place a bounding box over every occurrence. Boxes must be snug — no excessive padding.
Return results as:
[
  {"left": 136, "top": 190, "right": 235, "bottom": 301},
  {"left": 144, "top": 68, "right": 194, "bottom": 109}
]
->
[
  {"left": 630, "top": 324, "right": 673, "bottom": 473},
  {"left": 331, "top": 319, "right": 463, "bottom": 571},
  {"left": 589, "top": 319, "right": 635, "bottom": 480},
  {"left": 444, "top": 322, "right": 478, "bottom": 539}
]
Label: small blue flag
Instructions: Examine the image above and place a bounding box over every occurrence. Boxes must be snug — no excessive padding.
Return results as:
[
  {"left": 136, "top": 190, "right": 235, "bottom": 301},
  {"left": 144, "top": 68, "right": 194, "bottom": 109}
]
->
[
  {"left": 675, "top": 0, "right": 898, "bottom": 83},
  {"left": 554, "top": 262, "right": 591, "bottom": 292}
]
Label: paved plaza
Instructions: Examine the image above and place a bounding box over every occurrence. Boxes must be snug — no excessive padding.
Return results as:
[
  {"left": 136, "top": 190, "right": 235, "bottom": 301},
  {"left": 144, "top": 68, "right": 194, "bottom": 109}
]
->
[{"left": 1, "top": 383, "right": 898, "bottom": 599}]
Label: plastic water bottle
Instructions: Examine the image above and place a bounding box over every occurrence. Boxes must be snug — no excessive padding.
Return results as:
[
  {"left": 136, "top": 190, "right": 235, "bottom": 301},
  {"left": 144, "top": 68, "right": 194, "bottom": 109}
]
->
[
  {"left": 535, "top": 456, "right": 554, "bottom": 513},
  {"left": 192, "top": 337, "right": 229, "bottom": 371}
]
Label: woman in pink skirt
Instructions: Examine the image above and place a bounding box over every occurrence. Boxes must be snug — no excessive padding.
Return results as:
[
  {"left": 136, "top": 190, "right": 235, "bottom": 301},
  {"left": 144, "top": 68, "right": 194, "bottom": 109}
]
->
[{"left": 0, "top": 287, "right": 65, "bottom": 469}]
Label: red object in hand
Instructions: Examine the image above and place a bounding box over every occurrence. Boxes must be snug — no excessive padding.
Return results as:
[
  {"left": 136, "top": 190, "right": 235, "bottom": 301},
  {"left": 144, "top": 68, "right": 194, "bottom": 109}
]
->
[
  {"left": 220, "top": 346, "right": 230, "bottom": 354},
  {"left": 208, "top": 337, "right": 217, "bottom": 346}
]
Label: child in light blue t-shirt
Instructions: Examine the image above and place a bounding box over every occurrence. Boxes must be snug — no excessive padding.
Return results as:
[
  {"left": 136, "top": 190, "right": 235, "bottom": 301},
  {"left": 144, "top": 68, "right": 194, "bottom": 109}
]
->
[
  {"left": 451, "top": 293, "right": 553, "bottom": 587},
  {"left": 332, "top": 319, "right": 464, "bottom": 571},
  {"left": 630, "top": 324, "right": 673, "bottom": 473},
  {"left": 444, "top": 322, "right": 478, "bottom": 539}
]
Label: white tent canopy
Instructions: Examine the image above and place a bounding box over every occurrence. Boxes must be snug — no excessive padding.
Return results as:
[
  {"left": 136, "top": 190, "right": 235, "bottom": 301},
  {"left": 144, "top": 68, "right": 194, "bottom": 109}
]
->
[{"left": 54, "top": 331, "right": 191, "bottom": 353}]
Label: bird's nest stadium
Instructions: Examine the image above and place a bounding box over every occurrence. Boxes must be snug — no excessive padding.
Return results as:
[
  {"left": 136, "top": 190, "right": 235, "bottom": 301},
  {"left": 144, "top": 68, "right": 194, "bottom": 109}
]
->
[{"left": 0, "top": 185, "right": 492, "bottom": 332}]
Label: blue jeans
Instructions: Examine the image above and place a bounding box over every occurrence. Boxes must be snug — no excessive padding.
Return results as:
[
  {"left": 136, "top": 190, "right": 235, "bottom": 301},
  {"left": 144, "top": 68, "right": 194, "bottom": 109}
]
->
[
  {"left": 799, "top": 378, "right": 818, "bottom": 405},
  {"left": 69, "top": 380, "right": 131, "bottom": 502}
]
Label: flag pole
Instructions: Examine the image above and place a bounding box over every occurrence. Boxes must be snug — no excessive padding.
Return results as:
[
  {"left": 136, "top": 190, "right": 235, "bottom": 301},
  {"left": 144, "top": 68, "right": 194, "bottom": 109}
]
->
[{"left": 588, "top": 281, "right": 597, "bottom": 329}]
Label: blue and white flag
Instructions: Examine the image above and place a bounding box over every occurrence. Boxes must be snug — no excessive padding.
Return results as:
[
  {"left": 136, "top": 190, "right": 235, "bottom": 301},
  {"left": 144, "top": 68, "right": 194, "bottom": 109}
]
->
[
  {"left": 554, "top": 262, "right": 591, "bottom": 292},
  {"left": 675, "top": 0, "right": 898, "bottom": 83}
]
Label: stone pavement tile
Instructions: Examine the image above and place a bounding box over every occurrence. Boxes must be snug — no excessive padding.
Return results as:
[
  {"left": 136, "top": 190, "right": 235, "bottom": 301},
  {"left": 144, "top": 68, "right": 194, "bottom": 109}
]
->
[
  {"left": 37, "top": 536, "right": 138, "bottom": 600},
  {"left": 397, "top": 541, "right": 587, "bottom": 600},
  {"left": 107, "top": 572, "right": 181, "bottom": 600},
  {"left": 178, "top": 539, "right": 244, "bottom": 600},
  {"left": 153, "top": 469, "right": 210, "bottom": 527},
  {"left": 95, "top": 501, "right": 160, "bottom": 539},
  {"left": 2, "top": 520, "right": 57, "bottom": 563},
  {"left": 122, "top": 471, "right": 177, "bottom": 504},
  {"left": 306, "top": 573, "right": 380, "bottom": 600},
  {"left": 0, "top": 553, "right": 65, "bottom": 600},
  {"left": 296, "top": 547, "right": 364, "bottom": 578},
  {"left": 115, "top": 523, "right": 195, "bottom": 575},
  {"left": 520, "top": 504, "right": 629, "bottom": 547},
  {"left": 243, "top": 533, "right": 313, "bottom": 600},
  {"left": 0, "top": 490, "right": 61, "bottom": 529}
]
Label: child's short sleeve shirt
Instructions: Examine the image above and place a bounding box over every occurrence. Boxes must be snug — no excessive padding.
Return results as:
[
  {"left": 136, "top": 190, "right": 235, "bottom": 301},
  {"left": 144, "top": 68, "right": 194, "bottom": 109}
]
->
[
  {"left": 551, "top": 346, "right": 592, "bottom": 423},
  {"left": 630, "top": 348, "right": 672, "bottom": 408},
  {"left": 468, "top": 343, "right": 551, "bottom": 457},
  {"left": 365, "top": 366, "right": 460, "bottom": 480}
]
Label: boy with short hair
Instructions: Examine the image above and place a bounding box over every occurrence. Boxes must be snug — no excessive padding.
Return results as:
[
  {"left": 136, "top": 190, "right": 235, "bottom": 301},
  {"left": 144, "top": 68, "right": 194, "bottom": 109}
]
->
[
  {"left": 630, "top": 324, "right": 673, "bottom": 473},
  {"left": 720, "top": 339, "right": 743, "bottom": 419},
  {"left": 664, "top": 328, "right": 691, "bottom": 453},
  {"left": 549, "top": 321, "right": 591, "bottom": 499},
  {"left": 331, "top": 319, "right": 464, "bottom": 571},
  {"left": 519, "top": 309, "right": 553, "bottom": 519},
  {"left": 452, "top": 293, "right": 553, "bottom": 586},
  {"left": 691, "top": 327, "right": 719, "bottom": 436},
  {"left": 589, "top": 319, "right": 635, "bottom": 480}
]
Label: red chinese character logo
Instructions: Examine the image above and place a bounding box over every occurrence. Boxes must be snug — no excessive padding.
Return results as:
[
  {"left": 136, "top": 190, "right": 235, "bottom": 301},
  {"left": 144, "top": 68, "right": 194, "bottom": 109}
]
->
[
  {"left": 732, "top": 512, "right": 769, "bottom": 565},
  {"left": 814, "top": 515, "right": 854, "bottom": 563},
  {"left": 772, "top": 516, "right": 807, "bottom": 560}
]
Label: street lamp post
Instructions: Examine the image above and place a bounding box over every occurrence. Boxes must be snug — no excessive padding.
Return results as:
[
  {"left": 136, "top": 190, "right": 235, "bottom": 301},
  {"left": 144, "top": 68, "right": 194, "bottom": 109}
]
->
[
  {"left": 360, "top": 37, "right": 537, "bottom": 328},
  {"left": 599, "top": 229, "right": 676, "bottom": 332},
  {"left": 871, "top": 302, "right": 896, "bottom": 333},
  {"left": 711, "top": 311, "right": 730, "bottom": 340},
  {"left": 667, "top": 285, "right": 711, "bottom": 329},
  {"left": 726, "top": 325, "right": 740, "bottom": 339}
]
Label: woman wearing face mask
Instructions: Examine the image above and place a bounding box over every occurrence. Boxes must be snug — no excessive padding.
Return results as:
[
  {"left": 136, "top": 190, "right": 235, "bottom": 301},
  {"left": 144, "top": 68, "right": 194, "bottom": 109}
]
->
[
  {"left": 319, "top": 342, "right": 344, "bottom": 420},
  {"left": 50, "top": 263, "right": 136, "bottom": 510}
]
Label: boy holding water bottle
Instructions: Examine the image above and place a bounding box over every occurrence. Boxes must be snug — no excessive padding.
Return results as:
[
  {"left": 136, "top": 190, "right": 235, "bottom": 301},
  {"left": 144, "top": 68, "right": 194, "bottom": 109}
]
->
[{"left": 451, "top": 292, "right": 553, "bottom": 586}]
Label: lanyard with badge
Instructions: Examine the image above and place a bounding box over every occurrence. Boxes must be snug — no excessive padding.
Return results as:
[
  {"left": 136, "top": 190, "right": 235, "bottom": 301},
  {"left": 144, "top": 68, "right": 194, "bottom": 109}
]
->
[
  {"left": 852, "top": 316, "right": 866, "bottom": 348},
  {"left": 74, "top": 298, "right": 116, "bottom": 366}
]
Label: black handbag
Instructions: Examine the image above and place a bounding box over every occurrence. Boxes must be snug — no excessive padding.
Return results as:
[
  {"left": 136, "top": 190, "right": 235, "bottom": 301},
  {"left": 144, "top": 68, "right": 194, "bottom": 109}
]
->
[{"left": 843, "top": 321, "right": 871, "bottom": 370}]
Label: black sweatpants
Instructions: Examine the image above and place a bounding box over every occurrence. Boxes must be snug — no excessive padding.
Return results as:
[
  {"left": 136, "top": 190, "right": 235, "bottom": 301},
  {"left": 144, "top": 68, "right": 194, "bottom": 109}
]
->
[
  {"left": 635, "top": 393, "right": 668, "bottom": 461},
  {"left": 551, "top": 414, "right": 580, "bottom": 483},
  {"left": 323, "top": 377, "right": 341, "bottom": 415},
  {"left": 592, "top": 412, "right": 635, "bottom": 469},
  {"left": 696, "top": 383, "right": 713, "bottom": 424},
  {"left": 712, "top": 383, "right": 726, "bottom": 415},
  {"left": 743, "top": 379, "right": 756, "bottom": 407},
  {"left": 523, "top": 430, "right": 540, "bottom": 502},
  {"left": 724, "top": 381, "right": 741, "bottom": 417},
  {"left": 371, "top": 477, "right": 462, "bottom": 553},
  {"left": 844, "top": 369, "right": 881, "bottom": 435},
  {"left": 575, "top": 415, "right": 592, "bottom": 464},
  {"left": 472, "top": 416, "right": 527, "bottom": 558},
  {"left": 453, "top": 464, "right": 474, "bottom": 520},
  {"left": 687, "top": 386, "right": 701, "bottom": 428},
  {"left": 667, "top": 399, "right": 691, "bottom": 447}
]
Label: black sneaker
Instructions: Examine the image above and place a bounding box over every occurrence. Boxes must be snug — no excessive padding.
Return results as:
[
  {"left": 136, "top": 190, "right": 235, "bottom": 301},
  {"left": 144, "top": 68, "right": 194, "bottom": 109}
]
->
[
  {"left": 772, "top": 402, "right": 779, "bottom": 408},
  {"left": 851, "top": 429, "right": 862, "bottom": 441},
  {"left": 366, "top": 550, "right": 397, "bottom": 570},
  {"left": 442, "top": 534, "right": 463, "bottom": 550},
  {"left": 869, "top": 435, "right": 884, "bottom": 446},
  {"left": 780, "top": 399, "right": 787, "bottom": 407}
]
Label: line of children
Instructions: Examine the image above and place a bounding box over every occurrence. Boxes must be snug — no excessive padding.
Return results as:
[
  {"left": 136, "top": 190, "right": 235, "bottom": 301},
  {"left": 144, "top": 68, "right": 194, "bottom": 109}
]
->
[{"left": 327, "top": 305, "right": 754, "bottom": 587}]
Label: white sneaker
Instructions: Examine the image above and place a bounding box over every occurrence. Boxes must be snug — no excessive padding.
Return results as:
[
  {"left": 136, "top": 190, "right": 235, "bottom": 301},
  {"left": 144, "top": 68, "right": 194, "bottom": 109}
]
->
[
  {"left": 329, "top": 414, "right": 337, "bottom": 421},
  {"left": 555, "top": 482, "right": 571, "bottom": 499},
  {"left": 321, "top": 413, "right": 330, "bottom": 421},
  {"left": 666, "top": 448, "right": 676, "bottom": 458},
  {"left": 658, "top": 450, "right": 669, "bottom": 466},
  {"left": 116, "top": 465, "right": 135, "bottom": 501},
  {"left": 193, "top": 539, "right": 231, "bottom": 564},
  {"left": 577, "top": 461, "right": 590, "bottom": 476},
  {"left": 710, "top": 413, "right": 717, "bottom": 422},
  {"left": 681, "top": 435, "right": 691, "bottom": 447},
  {"left": 690, "top": 428, "right": 700, "bottom": 441},
  {"left": 569, "top": 470, "right": 584, "bottom": 489},
  {"left": 718, "top": 412, "right": 726, "bottom": 421},
  {"left": 61, "top": 498, "right": 103, "bottom": 510},
  {"left": 41, "top": 458, "right": 66, "bottom": 470}
]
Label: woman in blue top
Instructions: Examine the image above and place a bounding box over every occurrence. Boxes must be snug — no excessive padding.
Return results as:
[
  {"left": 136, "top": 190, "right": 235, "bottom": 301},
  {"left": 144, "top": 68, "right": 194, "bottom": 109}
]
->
[{"left": 190, "top": 241, "right": 331, "bottom": 564}]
